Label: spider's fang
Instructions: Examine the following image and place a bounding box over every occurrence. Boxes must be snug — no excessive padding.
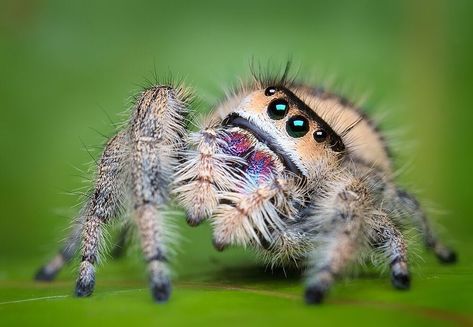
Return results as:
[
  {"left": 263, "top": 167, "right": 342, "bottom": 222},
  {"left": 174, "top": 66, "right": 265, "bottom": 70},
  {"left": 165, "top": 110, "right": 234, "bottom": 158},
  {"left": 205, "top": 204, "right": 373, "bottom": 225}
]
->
[{"left": 222, "top": 113, "right": 303, "bottom": 177}]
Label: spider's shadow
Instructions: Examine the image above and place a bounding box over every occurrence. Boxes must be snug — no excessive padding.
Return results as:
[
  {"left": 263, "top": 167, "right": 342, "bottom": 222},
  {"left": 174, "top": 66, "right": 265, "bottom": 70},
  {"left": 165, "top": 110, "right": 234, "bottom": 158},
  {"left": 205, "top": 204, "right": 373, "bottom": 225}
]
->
[
  {"left": 199, "top": 260, "right": 381, "bottom": 285},
  {"left": 211, "top": 264, "right": 303, "bottom": 284}
]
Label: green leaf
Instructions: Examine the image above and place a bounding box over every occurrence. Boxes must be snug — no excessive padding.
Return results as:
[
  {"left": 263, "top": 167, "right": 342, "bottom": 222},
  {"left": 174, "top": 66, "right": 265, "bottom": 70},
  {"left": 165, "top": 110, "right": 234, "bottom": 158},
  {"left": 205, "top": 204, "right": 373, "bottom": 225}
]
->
[{"left": 1, "top": 0, "right": 473, "bottom": 326}]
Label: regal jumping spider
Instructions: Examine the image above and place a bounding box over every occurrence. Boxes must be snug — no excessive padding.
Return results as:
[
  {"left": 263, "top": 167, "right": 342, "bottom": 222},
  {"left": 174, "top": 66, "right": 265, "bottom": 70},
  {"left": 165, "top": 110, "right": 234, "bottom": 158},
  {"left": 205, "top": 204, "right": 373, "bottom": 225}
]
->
[{"left": 35, "top": 67, "right": 457, "bottom": 304}]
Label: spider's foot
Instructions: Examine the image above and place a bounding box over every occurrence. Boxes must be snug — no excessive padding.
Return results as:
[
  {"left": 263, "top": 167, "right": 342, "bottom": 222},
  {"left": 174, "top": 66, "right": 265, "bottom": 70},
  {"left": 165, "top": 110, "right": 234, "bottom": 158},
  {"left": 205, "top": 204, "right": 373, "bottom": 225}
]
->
[
  {"left": 304, "top": 284, "right": 328, "bottom": 305},
  {"left": 34, "top": 254, "right": 65, "bottom": 281},
  {"left": 34, "top": 266, "right": 58, "bottom": 282},
  {"left": 150, "top": 279, "right": 171, "bottom": 303},
  {"left": 391, "top": 271, "right": 410, "bottom": 290},
  {"left": 390, "top": 259, "right": 410, "bottom": 290},
  {"left": 75, "top": 261, "right": 95, "bottom": 297},
  {"left": 212, "top": 238, "right": 228, "bottom": 252},
  {"left": 185, "top": 213, "right": 205, "bottom": 227},
  {"left": 435, "top": 245, "right": 457, "bottom": 264},
  {"left": 75, "top": 279, "right": 95, "bottom": 297}
]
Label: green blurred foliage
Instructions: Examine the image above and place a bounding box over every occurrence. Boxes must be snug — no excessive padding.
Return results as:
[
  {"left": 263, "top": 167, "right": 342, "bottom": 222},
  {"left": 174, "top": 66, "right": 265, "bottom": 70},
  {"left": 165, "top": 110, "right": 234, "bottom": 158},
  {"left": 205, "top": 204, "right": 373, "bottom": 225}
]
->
[{"left": 1, "top": 0, "right": 472, "bottom": 326}]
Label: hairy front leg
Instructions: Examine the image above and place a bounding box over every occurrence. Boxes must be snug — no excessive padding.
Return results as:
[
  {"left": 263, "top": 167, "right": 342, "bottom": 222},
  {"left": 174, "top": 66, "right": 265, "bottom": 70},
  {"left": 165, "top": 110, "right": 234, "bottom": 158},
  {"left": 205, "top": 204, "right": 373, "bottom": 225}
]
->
[
  {"left": 305, "top": 178, "right": 371, "bottom": 304},
  {"left": 130, "top": 85, "right": 189, "bottom": 302},
  {"left": 75, "top": 130, "right": 129, "bottom": 296}
]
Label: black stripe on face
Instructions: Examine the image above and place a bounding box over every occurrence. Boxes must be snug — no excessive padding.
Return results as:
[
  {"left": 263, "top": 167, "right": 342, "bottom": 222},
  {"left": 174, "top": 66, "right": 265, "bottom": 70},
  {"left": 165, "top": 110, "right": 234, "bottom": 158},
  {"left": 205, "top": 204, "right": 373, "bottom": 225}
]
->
[{"left": 279, "top": 87, "right": 345, "bottom": 153}]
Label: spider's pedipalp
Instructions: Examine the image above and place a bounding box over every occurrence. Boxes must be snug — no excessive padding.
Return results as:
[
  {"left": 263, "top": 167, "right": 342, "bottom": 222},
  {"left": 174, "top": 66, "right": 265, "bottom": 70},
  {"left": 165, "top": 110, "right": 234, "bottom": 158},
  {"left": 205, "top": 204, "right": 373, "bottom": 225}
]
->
[
  {"left": 211, "top": 173, "right": 305, "bottom": 250},
  {"left": 212, "top": 179, "right": 281, "bottom": 248},
  {"left": 173, "top": 124, "right": 244, "bottom": 226}
]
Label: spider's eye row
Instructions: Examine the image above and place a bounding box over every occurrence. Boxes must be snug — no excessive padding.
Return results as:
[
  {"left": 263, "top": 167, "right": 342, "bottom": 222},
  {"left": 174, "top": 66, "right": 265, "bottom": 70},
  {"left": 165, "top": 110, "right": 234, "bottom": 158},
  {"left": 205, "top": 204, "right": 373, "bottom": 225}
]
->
[
  {"left": 267, "top": 99, "right": 289, "bottom": 120},
  {"left": 286, "top": 115, "right": 310, "bottom": 138},
  {"left": 313, "top": 129, "right": 328, "bottom": 142},
  {"left": 264, "top": 86, "right": 277, "bottom": 96}
]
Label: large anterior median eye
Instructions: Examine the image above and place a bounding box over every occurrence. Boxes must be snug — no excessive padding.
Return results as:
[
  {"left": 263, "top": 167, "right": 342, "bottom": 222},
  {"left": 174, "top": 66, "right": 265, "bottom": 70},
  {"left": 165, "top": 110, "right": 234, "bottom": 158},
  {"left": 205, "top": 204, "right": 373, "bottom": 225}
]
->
[
  {"left": 267, "top": 99, "right": 289, "bottom": 120},
  {"left": 286, "top": 115, "right": 310, "bottom": 138}
]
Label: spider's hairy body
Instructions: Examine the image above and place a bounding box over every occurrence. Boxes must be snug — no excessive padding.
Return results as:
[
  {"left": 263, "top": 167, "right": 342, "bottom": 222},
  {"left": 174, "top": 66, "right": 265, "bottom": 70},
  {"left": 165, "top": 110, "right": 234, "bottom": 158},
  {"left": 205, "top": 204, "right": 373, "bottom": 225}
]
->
[{"left": 35, "top": 68, "right": 456, "bottom": 304}]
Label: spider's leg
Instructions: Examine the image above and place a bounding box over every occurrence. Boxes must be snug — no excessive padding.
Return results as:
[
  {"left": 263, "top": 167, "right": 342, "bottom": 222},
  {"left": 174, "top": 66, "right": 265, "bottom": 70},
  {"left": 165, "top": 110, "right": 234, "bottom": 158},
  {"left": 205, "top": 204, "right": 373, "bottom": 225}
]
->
[
  {"left": 304, "top": 178, "right": 370, "bottom": 305},
  {"left": 369, "top": 213, "right": 410, "bottom": 290},
  {"left": 393, "top": 188, "right": 456, "bottom": 263},
  {"left": 34, "top": 218, "right": 82, "bottom": 281},
  {"left": 75, "top": 130, "right": 130, "bottom": 297},
  {"left": 173, "top": 127, "right": 235, "bottom": 226},
  {"left": 35, "top": 130, "right": 129, "bottom": 283},
  {"left": 211, "top": 176, "right": 294, "bottom": 251},
  {"left": 130, "top": 85, "right": 189, "bottom": 303}
]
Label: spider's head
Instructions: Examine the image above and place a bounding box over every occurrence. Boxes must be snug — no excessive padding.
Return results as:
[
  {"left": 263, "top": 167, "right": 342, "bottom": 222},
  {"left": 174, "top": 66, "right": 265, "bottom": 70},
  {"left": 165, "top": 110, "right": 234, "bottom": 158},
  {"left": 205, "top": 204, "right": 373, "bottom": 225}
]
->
[{"left": 222, "top": 86, "right": 345, "bottom": 179}]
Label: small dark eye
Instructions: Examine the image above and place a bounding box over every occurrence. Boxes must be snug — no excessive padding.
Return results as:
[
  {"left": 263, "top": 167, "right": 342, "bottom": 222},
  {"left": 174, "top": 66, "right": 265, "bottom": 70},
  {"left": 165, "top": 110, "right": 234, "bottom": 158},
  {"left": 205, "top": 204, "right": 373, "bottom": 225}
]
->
[
  {"left": 267, "top": 99, "right": 289, "bottom": 120},
  {"left": 313, "top": 130, "right": 327, "bottom": 142},
  {"left": 265, "top": 86, "right": 277, "bottom": 96},
  {"left": 286, "top": 115, "right": 310, "bottom": 138}
]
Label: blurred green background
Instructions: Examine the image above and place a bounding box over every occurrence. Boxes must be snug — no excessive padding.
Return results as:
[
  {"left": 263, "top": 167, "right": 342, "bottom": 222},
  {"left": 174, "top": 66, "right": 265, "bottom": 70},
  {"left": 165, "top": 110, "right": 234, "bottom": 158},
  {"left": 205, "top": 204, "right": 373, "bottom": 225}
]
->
[{"left": 1, "top": 0, "right": 472, "bottom": 326}]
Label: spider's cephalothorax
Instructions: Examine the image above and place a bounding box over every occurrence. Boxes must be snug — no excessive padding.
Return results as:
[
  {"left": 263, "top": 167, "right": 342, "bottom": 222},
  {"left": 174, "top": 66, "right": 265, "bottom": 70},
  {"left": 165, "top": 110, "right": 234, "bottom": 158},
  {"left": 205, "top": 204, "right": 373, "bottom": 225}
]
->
[{"left": 35, "top": 70, "right": 457, "bottom": 304}]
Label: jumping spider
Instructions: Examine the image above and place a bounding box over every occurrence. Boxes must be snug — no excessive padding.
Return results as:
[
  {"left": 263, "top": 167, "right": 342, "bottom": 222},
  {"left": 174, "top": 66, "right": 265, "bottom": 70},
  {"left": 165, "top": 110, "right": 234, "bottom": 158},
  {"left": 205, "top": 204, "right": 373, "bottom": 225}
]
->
[{"left": 35, "top": 67, "right": 457, "bottom": 304}]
